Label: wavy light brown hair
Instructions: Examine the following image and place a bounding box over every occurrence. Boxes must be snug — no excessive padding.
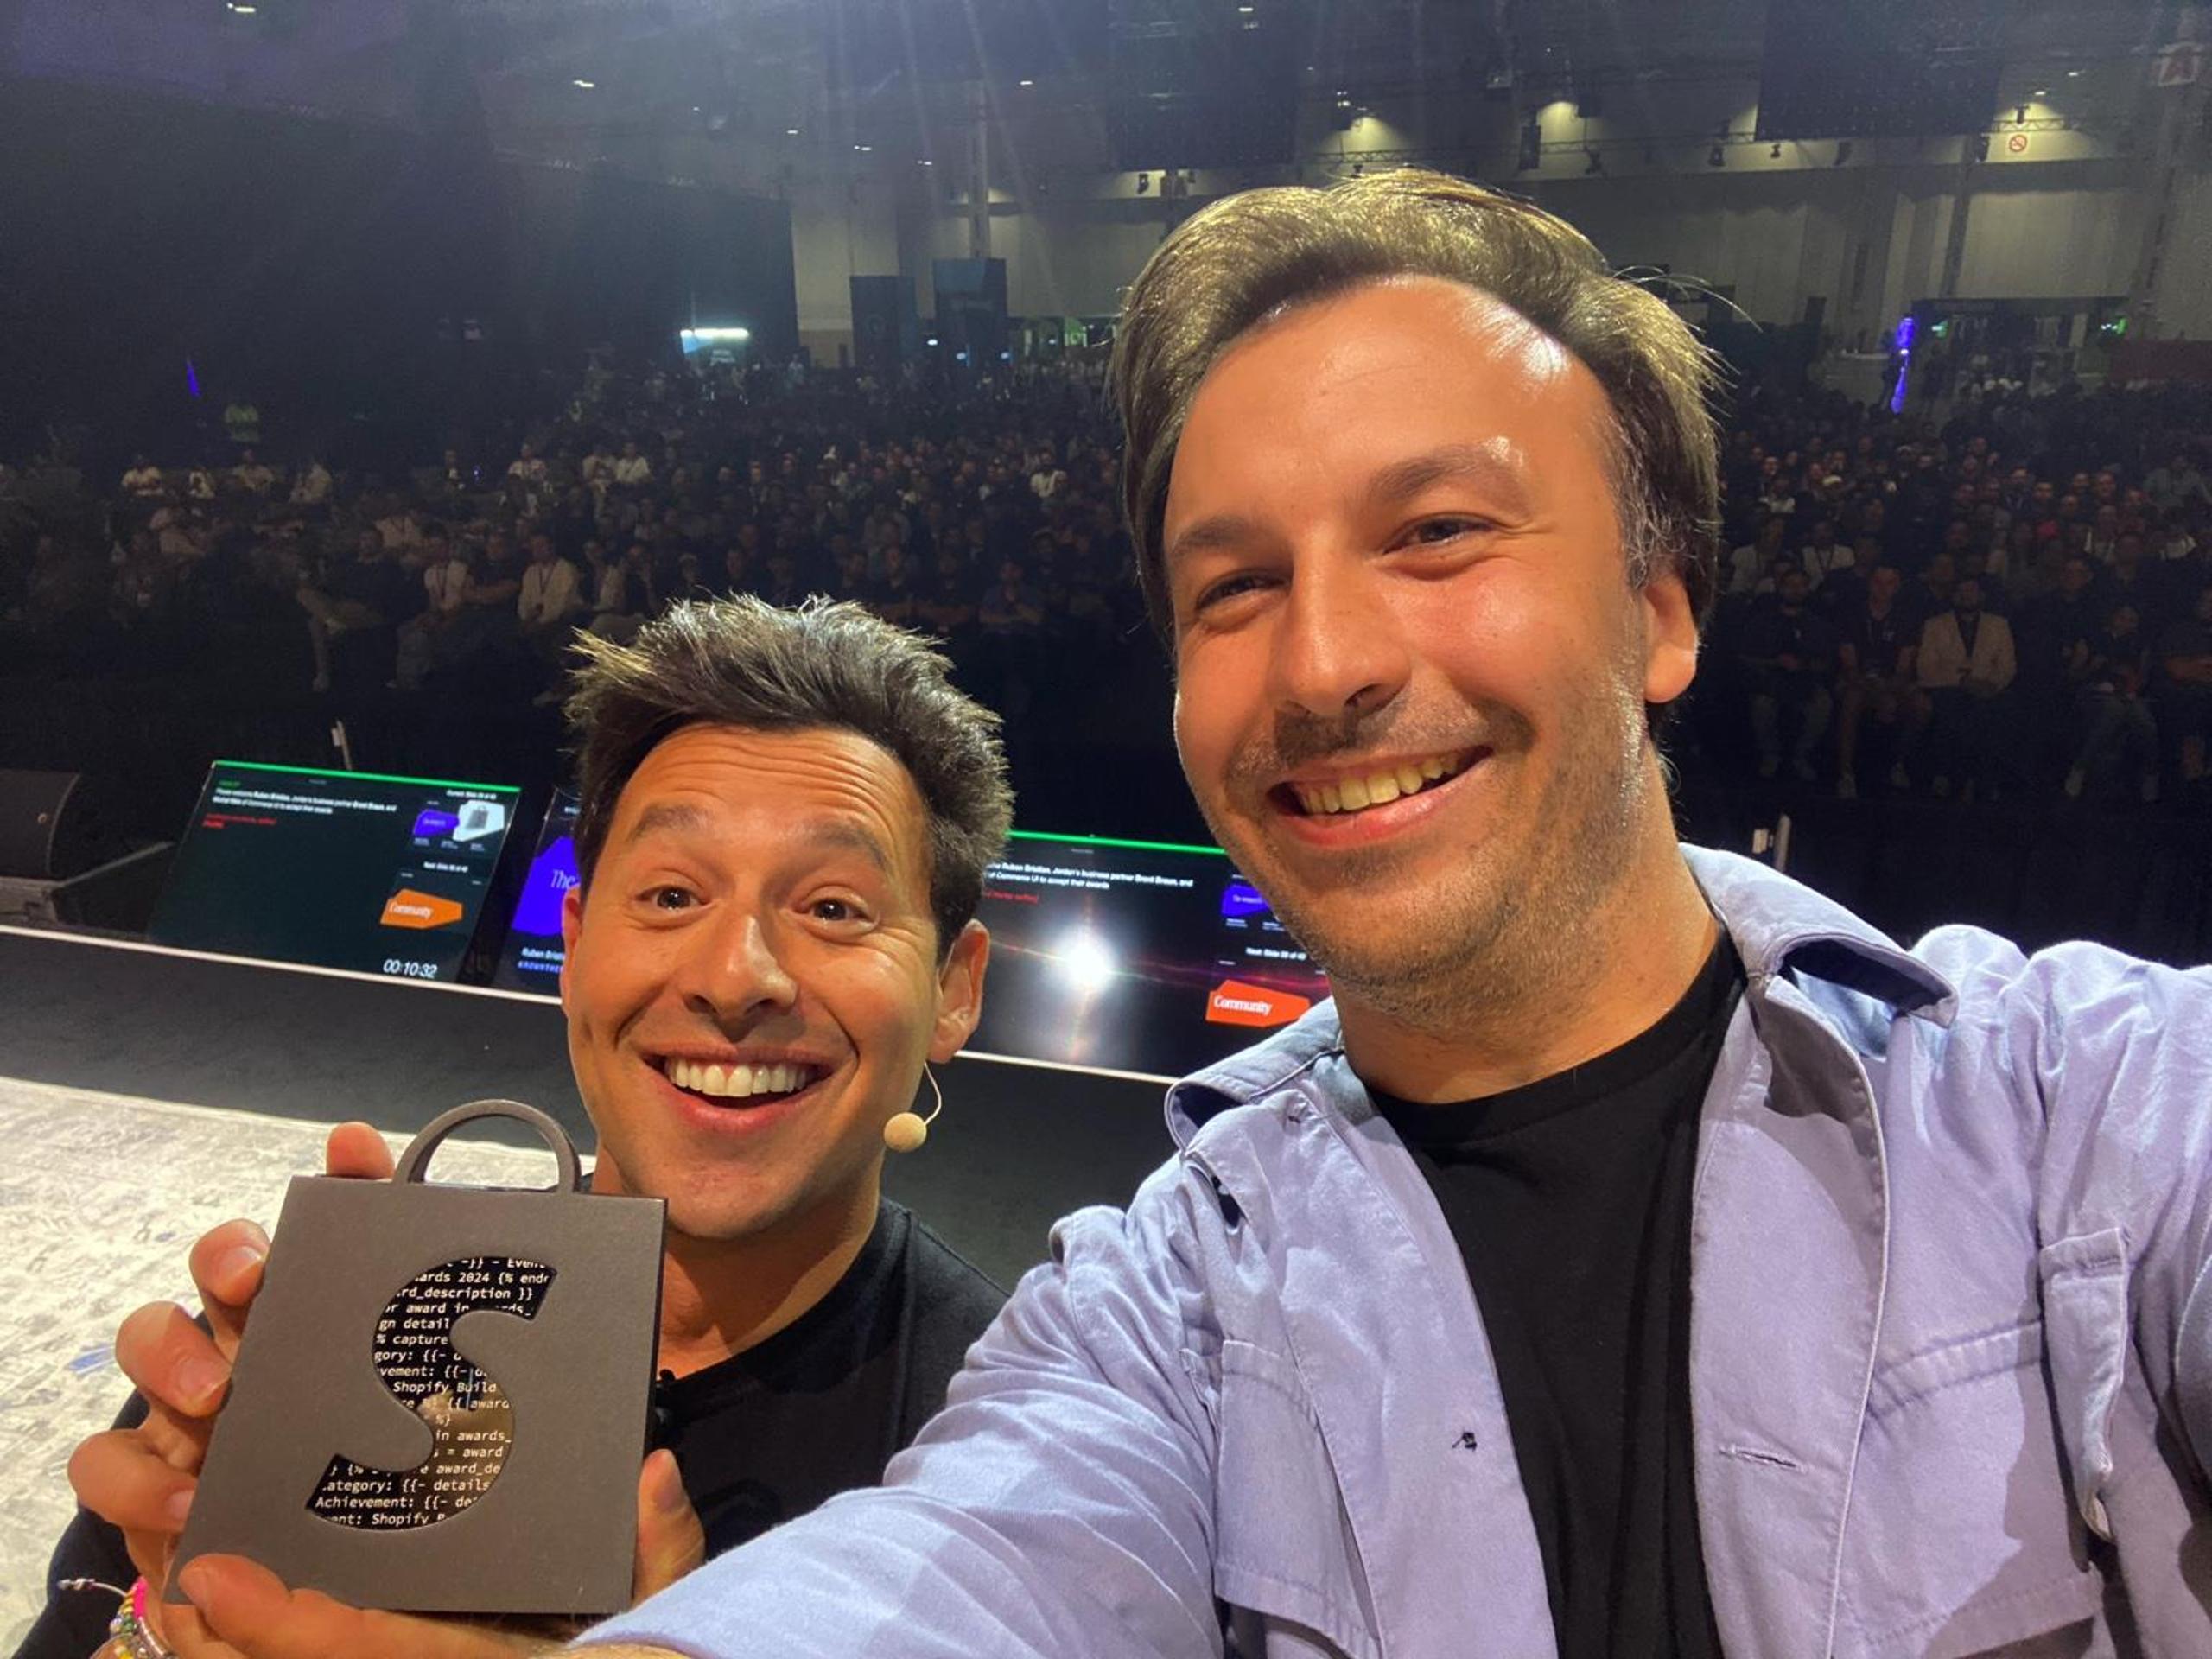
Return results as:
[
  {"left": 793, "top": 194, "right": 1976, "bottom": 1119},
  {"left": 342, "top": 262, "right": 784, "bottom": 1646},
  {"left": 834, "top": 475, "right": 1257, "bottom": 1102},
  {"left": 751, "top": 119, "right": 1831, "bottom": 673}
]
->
[
  {"left": 1112, "top": 168, "right": 1723, "bottom": 640},
  {"left": 564, "top": 595, "right": 1013, "bottom": 955}
]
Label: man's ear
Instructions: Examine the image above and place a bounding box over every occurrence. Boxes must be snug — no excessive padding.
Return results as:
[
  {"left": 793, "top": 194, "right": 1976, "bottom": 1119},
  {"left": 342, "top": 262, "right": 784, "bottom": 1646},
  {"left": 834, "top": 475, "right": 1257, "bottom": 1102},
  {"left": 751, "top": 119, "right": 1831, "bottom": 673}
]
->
[
  {"left": 928, "top": 921, "right": 991, "bottom": 1064},
  {"left": 557, "top": 882, "right": 586, "bottom": 1012},
  {"left": 1640, "top": 564, "right": 1700, "bottom": 708}
]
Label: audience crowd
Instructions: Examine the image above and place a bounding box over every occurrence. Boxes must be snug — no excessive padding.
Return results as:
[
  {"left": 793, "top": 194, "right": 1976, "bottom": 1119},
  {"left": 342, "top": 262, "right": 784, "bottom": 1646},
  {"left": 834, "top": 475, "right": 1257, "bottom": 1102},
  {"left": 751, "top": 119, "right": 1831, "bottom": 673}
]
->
[{"left": 3, "top": 354, "right": 2210, "bottom": 812}]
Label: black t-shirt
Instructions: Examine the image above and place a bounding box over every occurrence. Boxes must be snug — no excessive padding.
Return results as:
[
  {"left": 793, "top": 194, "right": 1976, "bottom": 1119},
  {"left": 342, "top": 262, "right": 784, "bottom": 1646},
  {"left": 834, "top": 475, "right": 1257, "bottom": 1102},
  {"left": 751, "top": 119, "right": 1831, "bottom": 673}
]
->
[
  {"left": 1840, "top": 598, "right": 1915, "bottom": 679},
  {"left": 15, "top": 1199, "right": 1002, "bottom": 1659},
  {"left": 1370, "top": 935, "right": 1743, "bottom": 1659}
]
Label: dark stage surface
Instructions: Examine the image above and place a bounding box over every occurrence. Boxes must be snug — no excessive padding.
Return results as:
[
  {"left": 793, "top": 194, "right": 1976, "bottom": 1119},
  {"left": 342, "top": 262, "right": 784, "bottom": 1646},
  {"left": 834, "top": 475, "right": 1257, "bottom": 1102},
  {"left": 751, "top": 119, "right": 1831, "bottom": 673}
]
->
[{"left": 0, "top": 925, "right": 1180, "bottom": 1290}]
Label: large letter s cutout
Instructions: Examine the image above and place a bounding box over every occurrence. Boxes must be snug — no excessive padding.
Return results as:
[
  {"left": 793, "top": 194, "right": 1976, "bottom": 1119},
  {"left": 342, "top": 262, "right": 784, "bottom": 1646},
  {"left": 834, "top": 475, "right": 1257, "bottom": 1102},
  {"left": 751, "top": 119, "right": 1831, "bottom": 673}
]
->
[{"left": 308, "top": 1255, "right": 555, "bottom": 1529}]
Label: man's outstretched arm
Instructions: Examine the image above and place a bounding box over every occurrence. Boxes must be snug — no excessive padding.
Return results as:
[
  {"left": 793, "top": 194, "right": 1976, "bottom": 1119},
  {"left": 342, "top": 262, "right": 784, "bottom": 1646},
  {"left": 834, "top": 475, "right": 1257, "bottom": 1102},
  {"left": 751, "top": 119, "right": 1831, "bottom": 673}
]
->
[{"left": 571, "top": 1161, "right": 1228, "bottom": 1659}]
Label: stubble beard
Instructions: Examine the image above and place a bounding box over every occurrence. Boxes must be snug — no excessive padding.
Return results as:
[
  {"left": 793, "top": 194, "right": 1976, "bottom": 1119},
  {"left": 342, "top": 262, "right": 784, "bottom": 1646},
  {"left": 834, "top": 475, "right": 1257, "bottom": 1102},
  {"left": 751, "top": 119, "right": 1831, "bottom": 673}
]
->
[{"left": 1211, "top": 655, "right": 1656, "bottom": 1040}]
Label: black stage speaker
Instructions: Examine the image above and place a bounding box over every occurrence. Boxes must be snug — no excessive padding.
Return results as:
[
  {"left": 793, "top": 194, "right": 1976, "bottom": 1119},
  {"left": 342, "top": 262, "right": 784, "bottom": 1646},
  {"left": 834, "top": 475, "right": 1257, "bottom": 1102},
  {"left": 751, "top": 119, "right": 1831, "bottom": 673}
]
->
[{"left": 0, "top": 769, "right": 125, "bottom": 881}]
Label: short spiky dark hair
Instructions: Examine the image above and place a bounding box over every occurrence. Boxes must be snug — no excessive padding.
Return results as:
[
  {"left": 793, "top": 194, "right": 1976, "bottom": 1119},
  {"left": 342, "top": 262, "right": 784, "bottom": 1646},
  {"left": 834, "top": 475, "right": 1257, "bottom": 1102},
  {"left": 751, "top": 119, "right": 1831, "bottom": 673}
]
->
[{"left": 564, "top": 597, "right": 1013, "bottom": 953}]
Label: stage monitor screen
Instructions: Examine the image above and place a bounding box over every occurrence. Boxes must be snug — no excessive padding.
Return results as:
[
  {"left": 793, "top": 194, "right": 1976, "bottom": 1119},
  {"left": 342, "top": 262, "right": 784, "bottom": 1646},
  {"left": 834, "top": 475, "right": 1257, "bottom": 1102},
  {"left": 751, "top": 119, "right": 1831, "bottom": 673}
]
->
[
  {"left": 149, "top": 760, "right": 520, "bottom": 983},
  {"left": 969, "top": 830, "right": 1329, "bottom": 1079},
  {"left": 492, "top": 791, "right": 581, "bottom": 996}
]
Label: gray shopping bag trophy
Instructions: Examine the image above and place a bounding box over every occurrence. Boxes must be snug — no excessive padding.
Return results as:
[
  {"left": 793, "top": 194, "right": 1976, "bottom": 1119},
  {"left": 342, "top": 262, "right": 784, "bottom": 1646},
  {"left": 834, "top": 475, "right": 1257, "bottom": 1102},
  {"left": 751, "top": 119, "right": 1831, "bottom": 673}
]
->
[{"left": 171, "top": 1100, "right": 666, "bottom": 1615}]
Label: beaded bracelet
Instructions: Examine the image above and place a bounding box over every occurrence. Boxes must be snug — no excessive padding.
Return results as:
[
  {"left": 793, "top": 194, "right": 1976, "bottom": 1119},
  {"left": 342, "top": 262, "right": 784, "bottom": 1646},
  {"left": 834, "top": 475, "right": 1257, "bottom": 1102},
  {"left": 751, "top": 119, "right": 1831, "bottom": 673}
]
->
[{"left": 107, "top": 1579, "right": 176, "bottom": 1659}]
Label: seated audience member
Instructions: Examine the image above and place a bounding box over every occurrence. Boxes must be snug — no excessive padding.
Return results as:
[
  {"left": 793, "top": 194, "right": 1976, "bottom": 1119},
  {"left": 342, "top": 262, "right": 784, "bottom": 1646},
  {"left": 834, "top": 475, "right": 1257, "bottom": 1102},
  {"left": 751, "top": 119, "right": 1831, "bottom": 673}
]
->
[
  {"left": 2145, "top": 448, "right": 2209, "bottom": 513},
  {"left": 2064, "top": 601, "right": 2158, "bottom": 802},
  {"left": 41, "top": 598, "right": 1012, "bottom": 1659},
  {"left": 977, "top": 557, "right": 1045, "bottom": 637},
  {"left": 1909, "top": 549, "right": 1956, "bottom": 624},
  {"left": 517, "top": 531, "right": 584, "bottom": 652},
  {"left": 120, "top": 456, "right": 164, "bottom": 499},
  {"left": 1834, "top": 564, "right": 1916, "bottom": 797},
  {"left": 1725, "top": 515, "right": 1789, "bottom": 597},
  {"left": 1909, "top": 575, "right": 2016, "bottom": 797},
  {"left": 231, "top": 450, "right": 276, "bottom": 497},
  {"left": 868, "top": 541, "right": 921, "bottom": 626},
  {"left": 295, "top": 530, "right": 415, "bottom": 693},
  {"left": 1796, "top": 517, "right": 1851, "bottom": 589},
  {"left": 1738, "top": 567, "right": 1834, "bottom": 781},
  {"left": 614, "top": 442, "right": 653, "bottom": 489},
  {"left": 288, "top": 456, "right": 334, "bottom": 508},
  {"left": 584, "top": 539, "right": 652, "bottom": 644},
  {"left": 395, "top": 533, "right": 475, "bottom": 690},
  {"left": 916, "top": 546, "right": 979, "bottom": 641},
  {"left": 1815, "top": 533, "right": 1883, "bottom": 623},
  {"left": 2157, "top": 582, "right": 2212, "bottom": 785}
]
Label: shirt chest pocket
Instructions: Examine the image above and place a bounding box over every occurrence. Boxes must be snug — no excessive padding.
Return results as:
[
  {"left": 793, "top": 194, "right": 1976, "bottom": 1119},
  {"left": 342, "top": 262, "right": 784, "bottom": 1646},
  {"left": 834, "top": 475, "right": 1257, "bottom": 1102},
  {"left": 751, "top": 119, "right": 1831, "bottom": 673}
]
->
[
  {"left": 1834, "top": 1302, "right": 2110, "bottom": 1659},
  {"left": 1208, "top": 1339, "right": 1381, "bottom": 1659}
]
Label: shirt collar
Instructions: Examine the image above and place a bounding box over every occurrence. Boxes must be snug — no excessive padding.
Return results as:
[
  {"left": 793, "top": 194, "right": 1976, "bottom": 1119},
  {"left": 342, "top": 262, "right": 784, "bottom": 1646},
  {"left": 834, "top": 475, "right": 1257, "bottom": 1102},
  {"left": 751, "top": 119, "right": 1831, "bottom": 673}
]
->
[{"left": 1166, "top": 844, "right": 1956, "bottom": 1147}]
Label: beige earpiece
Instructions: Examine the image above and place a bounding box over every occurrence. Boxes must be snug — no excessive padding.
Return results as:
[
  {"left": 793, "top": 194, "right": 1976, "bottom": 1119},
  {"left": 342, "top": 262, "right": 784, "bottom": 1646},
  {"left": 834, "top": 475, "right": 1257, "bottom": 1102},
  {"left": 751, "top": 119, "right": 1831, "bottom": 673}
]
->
[{"left": 882, "top": 1063, "right": 944, "bottom": 1153}]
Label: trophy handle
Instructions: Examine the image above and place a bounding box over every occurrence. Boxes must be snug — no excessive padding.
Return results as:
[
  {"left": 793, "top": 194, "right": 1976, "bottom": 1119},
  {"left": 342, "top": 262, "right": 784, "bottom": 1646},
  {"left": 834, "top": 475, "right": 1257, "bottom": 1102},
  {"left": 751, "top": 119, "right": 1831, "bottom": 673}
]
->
[{"left": 391, "top": 1100, "right": 588, "bottom": 1193}]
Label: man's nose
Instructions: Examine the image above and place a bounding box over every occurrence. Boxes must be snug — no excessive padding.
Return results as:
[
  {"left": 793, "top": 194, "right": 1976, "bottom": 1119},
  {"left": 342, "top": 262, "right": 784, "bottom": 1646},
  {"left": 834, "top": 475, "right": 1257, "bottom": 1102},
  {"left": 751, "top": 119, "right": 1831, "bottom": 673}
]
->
[
  {"left": 1267, "top": 552, "right": 1412, "bottom": 722},
  {"left": 677, "top": 910, "right": 798, "bottom": 1023}
]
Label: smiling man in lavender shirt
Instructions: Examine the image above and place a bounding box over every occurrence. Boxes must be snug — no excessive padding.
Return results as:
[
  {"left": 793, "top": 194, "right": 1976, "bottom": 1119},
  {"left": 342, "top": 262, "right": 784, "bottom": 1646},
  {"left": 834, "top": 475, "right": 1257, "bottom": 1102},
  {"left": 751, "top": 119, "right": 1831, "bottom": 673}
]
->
[{"left": 183, "top": 173, "right": 2212, "bottom": 1659}]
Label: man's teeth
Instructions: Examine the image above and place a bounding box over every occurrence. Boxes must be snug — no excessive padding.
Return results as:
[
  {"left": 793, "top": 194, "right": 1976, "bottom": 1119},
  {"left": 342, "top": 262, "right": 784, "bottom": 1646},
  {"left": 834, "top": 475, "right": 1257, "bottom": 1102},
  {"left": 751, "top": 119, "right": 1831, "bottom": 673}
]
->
[
  {"left": 1291, "top": 753, "right": 1466, "bottom": 817},
  {"left": 664, "top": 1058, "right": 819, "bottom": 1099}
]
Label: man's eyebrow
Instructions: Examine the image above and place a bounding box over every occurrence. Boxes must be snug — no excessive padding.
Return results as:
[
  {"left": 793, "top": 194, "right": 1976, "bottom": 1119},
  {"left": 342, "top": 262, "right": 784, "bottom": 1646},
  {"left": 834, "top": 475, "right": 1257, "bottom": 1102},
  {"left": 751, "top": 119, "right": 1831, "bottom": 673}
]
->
[
  {"left": 797, "top": 817, "right": 893, "bottom": 875},
  {"left": 1363, "top": 442, "right": 1535, "bottom": 518},
  {"left": 620, "top": 805, "right": 894, "bottom": 876},
  {"left": 1163, "top": 512, "right": 1268, "bottom": 570},
  {"left": 622, "top": 801, "right": 709, "bottom": 847},
  {"left": 1164, "top": 442, "right": 1535, "bottom": 570}
]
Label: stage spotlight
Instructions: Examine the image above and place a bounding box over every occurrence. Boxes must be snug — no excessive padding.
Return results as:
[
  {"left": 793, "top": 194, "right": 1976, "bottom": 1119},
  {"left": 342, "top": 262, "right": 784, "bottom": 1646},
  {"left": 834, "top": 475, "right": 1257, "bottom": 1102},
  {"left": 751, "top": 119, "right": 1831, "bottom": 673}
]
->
[
  {"left": 1136, "top": 170, "right": 1151, "bottom": 194},
  {"left": 1769, "top": 142, "right": 1783, "bottom": 159},
  {"left": 1584, "top": 149, "right": 1604, "bottom": 175},
  {"left": 1051, "top": 931, "right": 1117, "bottom": 993},
  {"left": 1517, "top": 117, "right": 1541, "bottom": 171},
  {"left": 1707, "top": 143, "right": 1726, "bottom": 168},
  {"left": 1971, "top": 132, "right": 1990, "bottom": 162}
]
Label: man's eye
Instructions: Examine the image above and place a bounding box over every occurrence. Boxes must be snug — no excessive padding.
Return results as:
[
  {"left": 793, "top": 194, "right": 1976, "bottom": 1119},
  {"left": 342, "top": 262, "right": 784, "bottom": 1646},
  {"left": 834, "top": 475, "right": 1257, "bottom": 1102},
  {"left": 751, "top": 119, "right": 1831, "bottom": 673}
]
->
[
  {"left": 648, "top": 887, "right": 696, "bottom": 911},
  {"left": 1403, "top": 517, "right": 1490, "bottom": 547},
  {"left": 1194, "top": 573, "right": 1270, "bottom": 612},
  {"left": 810, "top": 898, "right": 867, "bottom": 925}
]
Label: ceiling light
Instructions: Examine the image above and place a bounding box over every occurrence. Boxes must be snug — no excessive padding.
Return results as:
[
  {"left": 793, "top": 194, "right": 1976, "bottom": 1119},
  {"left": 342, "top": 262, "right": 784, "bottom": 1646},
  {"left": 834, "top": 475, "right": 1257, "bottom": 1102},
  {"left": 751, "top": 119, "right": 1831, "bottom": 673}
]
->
[
  {"left": 1018, "top": 79, "right": 1034, "bottom": 87},
  {"left": 785, "top": 127, "right": 800, "bottom": 137},
  {"left": 2032, "top": 86, "right": 2049, "bottom": 98},
  {"left": 226, "top": 3, "right": 257, "bottom": 12},
  {"left": 2067, "top": 68, "right": 2082, "bottom": 78},
  {"left": 573, "top": 79, "right": 596, "bottom": 89},
  {"left": 918, "top": 158, "right": 932, "bottom": 166}
]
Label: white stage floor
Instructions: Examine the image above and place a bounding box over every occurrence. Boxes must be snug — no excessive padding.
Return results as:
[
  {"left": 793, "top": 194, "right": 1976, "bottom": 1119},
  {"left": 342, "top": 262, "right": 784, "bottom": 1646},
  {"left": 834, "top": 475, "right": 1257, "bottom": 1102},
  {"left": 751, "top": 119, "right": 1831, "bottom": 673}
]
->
[{"left": 0, "top": 1075, "right": 554, "bottom": 1649}]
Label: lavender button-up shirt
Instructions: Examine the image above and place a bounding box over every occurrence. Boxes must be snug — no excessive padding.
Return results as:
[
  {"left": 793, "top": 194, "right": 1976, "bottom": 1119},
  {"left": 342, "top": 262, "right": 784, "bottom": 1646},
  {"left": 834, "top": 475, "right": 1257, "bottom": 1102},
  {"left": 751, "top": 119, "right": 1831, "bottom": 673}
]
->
[{"left": 584, "top": 847, "right": 2212, "bottom": 1658}]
